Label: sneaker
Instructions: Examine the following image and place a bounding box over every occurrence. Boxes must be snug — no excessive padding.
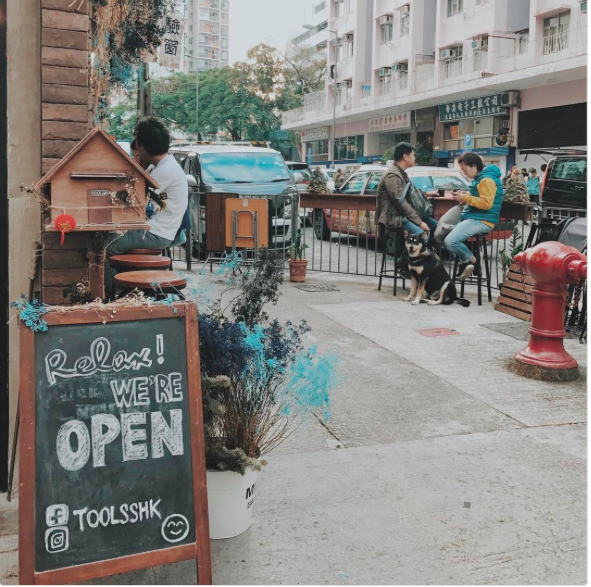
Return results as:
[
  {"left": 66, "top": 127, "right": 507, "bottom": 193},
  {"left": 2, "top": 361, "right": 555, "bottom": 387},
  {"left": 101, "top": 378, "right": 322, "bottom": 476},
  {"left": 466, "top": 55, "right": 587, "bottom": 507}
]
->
[{"left": 457, "top": 262, "right": 474, "bottom": 280}]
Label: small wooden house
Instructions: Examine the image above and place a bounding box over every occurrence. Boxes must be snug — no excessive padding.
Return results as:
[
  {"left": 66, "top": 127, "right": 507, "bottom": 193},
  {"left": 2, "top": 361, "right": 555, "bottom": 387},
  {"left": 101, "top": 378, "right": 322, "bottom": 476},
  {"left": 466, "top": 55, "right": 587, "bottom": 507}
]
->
[{"left": 36, "top": 127, "right": 159, "bottom": 232}]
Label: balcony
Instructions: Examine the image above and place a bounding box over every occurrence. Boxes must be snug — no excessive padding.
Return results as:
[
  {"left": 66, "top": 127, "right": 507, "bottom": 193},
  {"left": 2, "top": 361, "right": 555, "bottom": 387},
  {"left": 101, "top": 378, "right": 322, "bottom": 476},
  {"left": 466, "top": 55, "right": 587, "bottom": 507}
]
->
[{"left": 280, "top": 25, "right": 587, "bottom": 129}]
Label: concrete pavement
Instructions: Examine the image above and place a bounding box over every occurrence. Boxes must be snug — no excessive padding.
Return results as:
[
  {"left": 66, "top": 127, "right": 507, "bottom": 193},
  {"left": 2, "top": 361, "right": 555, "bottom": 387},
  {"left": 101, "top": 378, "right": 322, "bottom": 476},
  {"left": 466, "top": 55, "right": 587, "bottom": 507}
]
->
[{"left": 0, "top": 269, "right": 586, "bottom": 584}]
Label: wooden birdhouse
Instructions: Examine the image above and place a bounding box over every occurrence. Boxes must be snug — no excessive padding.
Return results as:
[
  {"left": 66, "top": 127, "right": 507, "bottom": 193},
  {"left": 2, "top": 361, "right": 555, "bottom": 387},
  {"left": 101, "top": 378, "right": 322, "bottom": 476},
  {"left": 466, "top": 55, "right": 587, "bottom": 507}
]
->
[{"left": 36, "top": 127, "right": 159, "bottom": 233}]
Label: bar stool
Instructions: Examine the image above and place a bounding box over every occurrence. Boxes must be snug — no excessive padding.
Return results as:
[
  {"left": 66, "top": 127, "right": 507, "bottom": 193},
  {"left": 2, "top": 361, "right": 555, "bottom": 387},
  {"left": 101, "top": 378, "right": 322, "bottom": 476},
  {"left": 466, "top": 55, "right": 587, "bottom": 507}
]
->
[
  {"left": 377, "top": 224, "right": 406, "bottom": 296},
  {"left": 126, "top": 248, "right": 162, "bottom": 255},
  {"left": 114, "top": 270, "right": 187, "bottom": 300},
  {"left": 110, "top": 254, "right": 172, "bottom": 272},
  {"left": 452, "top": 234, "right": 492, "bottom": 306}
]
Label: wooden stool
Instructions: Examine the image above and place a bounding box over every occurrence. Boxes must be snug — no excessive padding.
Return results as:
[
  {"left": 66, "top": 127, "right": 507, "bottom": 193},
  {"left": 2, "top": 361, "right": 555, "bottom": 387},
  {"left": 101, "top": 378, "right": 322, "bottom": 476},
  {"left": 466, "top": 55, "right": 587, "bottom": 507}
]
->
[
  {"left": 127, "top": 248, "right": 162, "bottom": 255},
  {"left": 114, "top": 270, "right": 187, "bottom": 300},
  {"left": 452, "top": 234, "right": 492, "bottom": 306},
  {"left": 377, "top": 225, "right": 406, "bottom": 296},
  {"left": 110, "top": 254, "right": 172, "bottom": 271}
]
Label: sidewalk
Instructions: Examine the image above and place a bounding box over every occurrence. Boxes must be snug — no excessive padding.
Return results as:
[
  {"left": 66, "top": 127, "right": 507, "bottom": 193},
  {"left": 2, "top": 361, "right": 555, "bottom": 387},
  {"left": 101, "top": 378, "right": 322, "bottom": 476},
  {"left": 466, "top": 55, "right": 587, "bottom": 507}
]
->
[{"left": 1, "top": 270, "right": 586, "bottom": 585}]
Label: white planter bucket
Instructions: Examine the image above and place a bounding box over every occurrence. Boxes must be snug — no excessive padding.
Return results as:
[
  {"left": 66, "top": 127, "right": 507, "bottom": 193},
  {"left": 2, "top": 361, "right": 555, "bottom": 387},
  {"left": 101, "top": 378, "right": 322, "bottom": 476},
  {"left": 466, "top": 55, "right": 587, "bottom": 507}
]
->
[{"left": 206, "top": 468, "right": 258, "bottom": 539}]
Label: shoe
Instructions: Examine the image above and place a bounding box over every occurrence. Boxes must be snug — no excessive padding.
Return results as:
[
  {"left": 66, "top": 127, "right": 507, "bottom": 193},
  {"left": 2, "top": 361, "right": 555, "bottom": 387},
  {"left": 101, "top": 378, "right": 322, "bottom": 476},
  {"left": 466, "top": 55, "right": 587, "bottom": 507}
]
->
[{"left": 457, "top": 262, "right": 474, "bottom": 280}]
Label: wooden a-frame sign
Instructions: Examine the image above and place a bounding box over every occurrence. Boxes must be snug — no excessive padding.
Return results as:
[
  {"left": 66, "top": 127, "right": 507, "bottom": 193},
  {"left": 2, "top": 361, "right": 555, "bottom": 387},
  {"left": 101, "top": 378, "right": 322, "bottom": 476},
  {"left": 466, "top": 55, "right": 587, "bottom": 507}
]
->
[{"left": 19, "top": 302, "right": 212, "bottom": 585}]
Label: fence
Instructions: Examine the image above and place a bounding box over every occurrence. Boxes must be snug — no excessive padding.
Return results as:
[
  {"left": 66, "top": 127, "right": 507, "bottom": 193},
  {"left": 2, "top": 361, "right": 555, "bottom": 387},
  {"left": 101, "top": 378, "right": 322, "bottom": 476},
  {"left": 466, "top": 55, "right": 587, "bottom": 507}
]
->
[{"left": 297, "top": 192, "right": 533, "bottom": 290}]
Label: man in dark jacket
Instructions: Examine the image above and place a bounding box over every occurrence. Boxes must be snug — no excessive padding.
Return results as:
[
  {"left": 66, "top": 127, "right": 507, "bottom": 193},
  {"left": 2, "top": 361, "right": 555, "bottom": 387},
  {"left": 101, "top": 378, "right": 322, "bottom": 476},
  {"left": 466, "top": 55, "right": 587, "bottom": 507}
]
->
[{"left": 376, "top": 142, "right": 438, "bottom": 239}]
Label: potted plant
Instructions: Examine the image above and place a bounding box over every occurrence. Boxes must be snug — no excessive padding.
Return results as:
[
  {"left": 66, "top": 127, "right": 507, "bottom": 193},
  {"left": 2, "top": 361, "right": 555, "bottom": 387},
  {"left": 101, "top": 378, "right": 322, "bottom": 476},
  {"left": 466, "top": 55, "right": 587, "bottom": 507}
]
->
[
  {"left": 288, "top": 232, "right": 309, "bottom": 283},
  {"left": 195, "top": 249, "right": 334, "bottom": 539}
]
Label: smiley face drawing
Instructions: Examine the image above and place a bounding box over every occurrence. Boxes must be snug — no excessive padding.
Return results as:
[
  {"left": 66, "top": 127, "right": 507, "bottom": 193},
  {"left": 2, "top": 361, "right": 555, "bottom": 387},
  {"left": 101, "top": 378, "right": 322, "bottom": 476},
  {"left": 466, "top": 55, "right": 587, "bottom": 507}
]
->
[{"left": 161, "top": 514, "right": 190, "bottom": 544}]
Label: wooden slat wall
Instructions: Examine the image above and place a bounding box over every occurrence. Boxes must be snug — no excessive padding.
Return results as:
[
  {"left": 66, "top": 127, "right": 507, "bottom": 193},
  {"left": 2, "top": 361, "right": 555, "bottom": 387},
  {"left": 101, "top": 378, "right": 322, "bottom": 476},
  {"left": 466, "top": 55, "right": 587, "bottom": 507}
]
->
[
  {"left": 494, "top": 264, "right": 533, "bottom": 321},
  {"left": 41, "top": 0, "right": 90, "bottom": 176}
]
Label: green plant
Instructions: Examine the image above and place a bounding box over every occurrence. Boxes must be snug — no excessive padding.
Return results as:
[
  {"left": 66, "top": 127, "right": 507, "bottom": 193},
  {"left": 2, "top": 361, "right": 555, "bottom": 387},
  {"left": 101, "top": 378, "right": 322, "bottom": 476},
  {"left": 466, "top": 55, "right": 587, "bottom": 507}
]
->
[
  {"left": 288, "top": 231, "right": 309, "bottom": 260},
  {"left": 381, "top": 141, "right": 436, "bottom": 166},
  {"left": 499, "top": 226, "right": 524, "bottom": 275}
]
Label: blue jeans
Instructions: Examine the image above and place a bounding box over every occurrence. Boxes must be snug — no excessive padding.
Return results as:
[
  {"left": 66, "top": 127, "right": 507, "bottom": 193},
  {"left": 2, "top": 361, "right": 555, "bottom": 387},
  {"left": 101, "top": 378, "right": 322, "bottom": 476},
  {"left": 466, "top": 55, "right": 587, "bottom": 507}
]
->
[
  {"left": 444, "top": 219, "right": 492, "bottom": 264},
  {"left": 402, "top": 216, "right": 438, "bottom": 240}
]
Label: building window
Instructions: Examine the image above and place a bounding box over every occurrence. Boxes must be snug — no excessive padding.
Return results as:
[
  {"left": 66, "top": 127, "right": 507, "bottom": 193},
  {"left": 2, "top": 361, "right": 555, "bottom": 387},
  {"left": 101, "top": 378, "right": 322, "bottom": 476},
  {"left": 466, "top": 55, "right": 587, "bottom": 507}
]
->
[
  {"left": 543, "top": 11, "right": 570, "bottom": 54},
  {"left": 221, "top": 38, "right": 228, "bottom": 48},
  {"left": 189, "top": 37, "right": 193, "bottom": 44},
  {"left": 444, "top": 123, "right": 460, "bottom": 140},
  {"left": 334, "top": 135, "right": 364, "bottom": 160},
  {"left": 447, "top": 0, "right": 463, "bottom": 17},
  {"left": 335, "top": 41, "right": 344, "bottom": 62},
  {"left": 346, "top": 36, "right": 354, "bottom": 58},
  {"left": 400, "top": 14, "right": 410, "bottom": 36},
  {"left": 442, "top": 45, "right": 463, "bottom": 78},
  {"left": 378, "top": 71, "right": 392, "bottom": 95},
  {"left": 221, "top": 50, "right": 228, "bottom": 60},
  {"left": 307, "top": 139, "right": 329, "bottom": 161},
  {"left": 381, "top": 22, "right": 393, "bottom": 43},
  {"left": 516, "top": 29, "right": 529, "bottom": 55},
  {"left": 473, "top": 36, "right": 488, "bottom": 71},
  {"left": 335, "top": 0, "right": 344, "bottom": 18}
]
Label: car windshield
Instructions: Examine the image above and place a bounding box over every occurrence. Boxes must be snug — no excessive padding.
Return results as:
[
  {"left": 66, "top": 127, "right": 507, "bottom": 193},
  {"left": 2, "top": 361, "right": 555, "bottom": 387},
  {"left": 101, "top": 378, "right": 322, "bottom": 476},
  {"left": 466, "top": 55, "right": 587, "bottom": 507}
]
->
[
  {"left": 200, "top": 152, "right": 291, "bottom": 184},
  {"left": 290, "top": 167, "right": 313, "bottom": 182},
  {"left": 410, "top": 174, "right": 470, "bottom": 191},
  {"left": 550, "top": 158, "right": 587, "bottom": 181}
]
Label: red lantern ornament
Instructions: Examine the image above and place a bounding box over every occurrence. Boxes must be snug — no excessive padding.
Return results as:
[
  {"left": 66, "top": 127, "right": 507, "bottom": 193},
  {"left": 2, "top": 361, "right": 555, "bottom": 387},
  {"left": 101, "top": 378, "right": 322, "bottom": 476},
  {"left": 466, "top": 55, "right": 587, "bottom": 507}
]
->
[{"left": 54, "top": 214, "right": 76, "bottom": 245}]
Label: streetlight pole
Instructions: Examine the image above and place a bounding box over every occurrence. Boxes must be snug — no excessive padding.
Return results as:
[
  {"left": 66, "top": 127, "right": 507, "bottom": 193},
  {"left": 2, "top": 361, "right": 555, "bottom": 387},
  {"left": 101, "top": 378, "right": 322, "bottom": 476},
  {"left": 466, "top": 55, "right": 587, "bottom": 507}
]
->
[
  {"left": 184, "top": 54, "right": 199, "bottom": 140},
  {"left": 303, "top": 24, "right": 338, "bottom": 169}
]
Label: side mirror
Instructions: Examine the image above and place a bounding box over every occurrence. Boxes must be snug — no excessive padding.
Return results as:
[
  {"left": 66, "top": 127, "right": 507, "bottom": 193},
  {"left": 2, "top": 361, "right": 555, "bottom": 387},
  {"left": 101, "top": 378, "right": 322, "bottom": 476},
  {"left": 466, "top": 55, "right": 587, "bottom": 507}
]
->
[{"left": 186, "top": 174, "right": 198, "bottom": 188}]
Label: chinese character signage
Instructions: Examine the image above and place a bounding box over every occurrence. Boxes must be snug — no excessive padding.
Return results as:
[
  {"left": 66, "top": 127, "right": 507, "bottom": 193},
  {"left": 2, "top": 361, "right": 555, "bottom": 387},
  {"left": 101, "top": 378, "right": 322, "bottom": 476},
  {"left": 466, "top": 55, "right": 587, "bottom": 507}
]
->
[
  {"left": 438, "top": 94, "right": 507, "bottom": 122},
  {"left": 301, "top": 127, "right": 329, "bottom": 142},
  {"left": 159, "top": 14, "right": 185, "bottom": 69},
  {"left": 369, "top": 112, "right": 411, "bottom": 133}
]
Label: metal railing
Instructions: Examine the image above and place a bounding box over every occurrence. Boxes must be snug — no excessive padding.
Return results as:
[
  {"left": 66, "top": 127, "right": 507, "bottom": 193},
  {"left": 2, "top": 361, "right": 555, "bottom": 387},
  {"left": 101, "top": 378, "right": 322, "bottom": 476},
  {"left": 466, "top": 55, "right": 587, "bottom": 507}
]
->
[{"left": 296, "top": 193, "right": 534, "bottom": 289}]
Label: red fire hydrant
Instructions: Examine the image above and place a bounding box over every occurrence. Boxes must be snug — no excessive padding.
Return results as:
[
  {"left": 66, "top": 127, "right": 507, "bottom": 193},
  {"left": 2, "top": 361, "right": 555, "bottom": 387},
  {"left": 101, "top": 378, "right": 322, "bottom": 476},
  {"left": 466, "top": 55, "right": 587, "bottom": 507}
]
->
[{"left": 511, "top": 241, "right": 587, "bottom": 381}]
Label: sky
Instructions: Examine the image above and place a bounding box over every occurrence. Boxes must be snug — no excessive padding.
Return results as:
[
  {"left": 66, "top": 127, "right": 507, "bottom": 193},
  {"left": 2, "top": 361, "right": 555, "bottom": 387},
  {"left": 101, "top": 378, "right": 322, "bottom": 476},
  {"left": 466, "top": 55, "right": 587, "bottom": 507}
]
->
[{"left": 229, "top": 0, "right": 311, "bottom": 63}]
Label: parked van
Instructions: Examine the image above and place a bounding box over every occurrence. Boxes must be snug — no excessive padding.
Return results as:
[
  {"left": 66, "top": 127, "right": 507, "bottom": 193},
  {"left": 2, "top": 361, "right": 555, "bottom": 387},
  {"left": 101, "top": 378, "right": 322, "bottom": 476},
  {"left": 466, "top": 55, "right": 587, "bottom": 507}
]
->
[{"left": 169, "top": 145, "right": 299, "bottom": 257}]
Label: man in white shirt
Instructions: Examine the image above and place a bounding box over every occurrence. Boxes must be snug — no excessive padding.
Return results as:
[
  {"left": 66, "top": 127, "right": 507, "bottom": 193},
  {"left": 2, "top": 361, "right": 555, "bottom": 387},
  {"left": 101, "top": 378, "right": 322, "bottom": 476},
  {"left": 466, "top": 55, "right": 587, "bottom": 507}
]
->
[{"left": 104, "top": 117, "right": 188, "bottom": 295}]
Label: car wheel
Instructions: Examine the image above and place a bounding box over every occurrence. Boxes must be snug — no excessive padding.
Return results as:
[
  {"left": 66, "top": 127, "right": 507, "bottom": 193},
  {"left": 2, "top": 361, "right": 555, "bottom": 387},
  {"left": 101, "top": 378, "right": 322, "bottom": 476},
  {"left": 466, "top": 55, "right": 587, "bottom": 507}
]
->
[{"left": 313, "top": 210, "right": 330, "bottom": 240}]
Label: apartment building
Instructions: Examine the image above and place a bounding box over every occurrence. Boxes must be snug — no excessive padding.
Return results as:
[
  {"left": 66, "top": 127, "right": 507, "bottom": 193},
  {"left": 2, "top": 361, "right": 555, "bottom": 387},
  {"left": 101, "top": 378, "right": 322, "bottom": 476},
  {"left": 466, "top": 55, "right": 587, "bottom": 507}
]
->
[
  {"left": 289, "top": 1, "right": 331, "bottom": 56},
  {"left": 184, "top": 0, "right": 231, "bottom": 72},
  {"left": 282, "top": 0, "right": 587, "bottom": 173}
]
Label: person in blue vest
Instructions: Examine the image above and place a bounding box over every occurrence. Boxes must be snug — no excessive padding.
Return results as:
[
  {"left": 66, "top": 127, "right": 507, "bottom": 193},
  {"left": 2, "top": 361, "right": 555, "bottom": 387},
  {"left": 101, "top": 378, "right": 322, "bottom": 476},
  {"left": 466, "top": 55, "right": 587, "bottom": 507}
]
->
[
  {"left": 445, "top": 152, "right": 503, "bottom": 280},
  {"left": 526, "top": 167, "right": 541, "bottom": 204}
]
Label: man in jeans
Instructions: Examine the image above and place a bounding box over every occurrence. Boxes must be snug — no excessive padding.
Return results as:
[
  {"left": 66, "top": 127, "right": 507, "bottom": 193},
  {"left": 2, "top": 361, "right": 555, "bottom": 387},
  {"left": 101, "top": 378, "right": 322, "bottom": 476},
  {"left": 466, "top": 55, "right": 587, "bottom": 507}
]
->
[
  {"left": 104, "top": 117, "right": 188, "bottom": 295},
  {"left": 376, "top": 142, "right": 439, "bottom": 240},
  {"left": 445, "top": 152, "right": 503, "bottom": 279}
]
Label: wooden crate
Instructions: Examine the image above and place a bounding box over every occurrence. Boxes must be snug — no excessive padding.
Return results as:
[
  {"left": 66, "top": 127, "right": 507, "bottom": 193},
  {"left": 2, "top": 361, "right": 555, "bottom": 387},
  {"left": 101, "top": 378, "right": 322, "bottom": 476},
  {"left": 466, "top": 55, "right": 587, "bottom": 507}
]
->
[{"left": 494, "top": 263, "right": 533, "bottom": 321}]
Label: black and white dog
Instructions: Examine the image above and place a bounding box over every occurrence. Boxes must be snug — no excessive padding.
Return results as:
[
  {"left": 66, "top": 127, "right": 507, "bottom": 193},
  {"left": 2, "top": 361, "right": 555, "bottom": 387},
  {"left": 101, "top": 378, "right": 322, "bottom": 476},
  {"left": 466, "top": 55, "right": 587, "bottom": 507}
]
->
[{"left": 403, "top": 233, "right": 470, "bottom": 307}]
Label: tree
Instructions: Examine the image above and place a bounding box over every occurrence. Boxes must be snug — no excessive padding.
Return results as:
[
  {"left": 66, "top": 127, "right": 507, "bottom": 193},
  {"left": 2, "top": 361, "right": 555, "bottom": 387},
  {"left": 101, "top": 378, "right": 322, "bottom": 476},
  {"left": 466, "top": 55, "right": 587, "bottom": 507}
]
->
[
  {"left": 281, "top": 44, "right": 327, "bottom": 110},
  {"left": 107, "top": 98, "right": 138, "bottom": 141}
]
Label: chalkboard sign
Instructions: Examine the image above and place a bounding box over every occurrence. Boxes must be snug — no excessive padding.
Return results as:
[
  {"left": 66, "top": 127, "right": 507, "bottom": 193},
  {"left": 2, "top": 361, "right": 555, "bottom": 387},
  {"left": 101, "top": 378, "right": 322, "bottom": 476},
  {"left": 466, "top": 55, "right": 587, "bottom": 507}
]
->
[{"left": 19, "top": 303, "right": 212, "bottom": 585}]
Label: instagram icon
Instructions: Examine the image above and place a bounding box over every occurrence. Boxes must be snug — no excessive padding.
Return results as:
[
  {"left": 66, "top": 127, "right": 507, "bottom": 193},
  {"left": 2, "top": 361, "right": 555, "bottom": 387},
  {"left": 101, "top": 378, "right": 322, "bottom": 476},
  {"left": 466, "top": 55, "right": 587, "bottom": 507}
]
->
[{"left": 45, "top": 527, "right": 69, "bottom": 554}]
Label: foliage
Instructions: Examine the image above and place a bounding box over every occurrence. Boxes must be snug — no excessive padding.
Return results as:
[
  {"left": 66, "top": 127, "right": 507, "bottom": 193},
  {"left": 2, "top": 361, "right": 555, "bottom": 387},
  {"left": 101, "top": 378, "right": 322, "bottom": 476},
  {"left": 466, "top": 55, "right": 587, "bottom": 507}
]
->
[
  {"left": 11, "top": 296, "right": 49, "bottom": 332},
  {"left": 106, "top": 98, "right": 138, "bottom": 141},
  {"left": 307, "top": 168, "right": 328, "bottom": 194},
  {"left": 230, "top": 248, "right": 285, "bottom": 327},
  {"left": 503, "top": 173, "right": 530, "bottom": 203},
  {"left": 281, "top": 44, "right": 327, "bottom": 109},
  {"left": 288, "top": 231, "right": 310, "bottom": 261},
  {"left": 192, "top": 250, "right": 335, "bottom": 475},
  {"left": 63, "top": 278, "right": 93, "bottom": 305},
  {"left": 499, "top": 226, "right": 524, "bottom": 275}
]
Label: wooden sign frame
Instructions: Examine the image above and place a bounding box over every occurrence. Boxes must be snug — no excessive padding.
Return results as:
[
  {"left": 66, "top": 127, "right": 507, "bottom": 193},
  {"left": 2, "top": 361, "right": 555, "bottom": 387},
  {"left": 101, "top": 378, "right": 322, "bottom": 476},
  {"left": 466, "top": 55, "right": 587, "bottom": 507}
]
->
[{"left": 19, "top": 302, "right": 212, "bottom": 585}]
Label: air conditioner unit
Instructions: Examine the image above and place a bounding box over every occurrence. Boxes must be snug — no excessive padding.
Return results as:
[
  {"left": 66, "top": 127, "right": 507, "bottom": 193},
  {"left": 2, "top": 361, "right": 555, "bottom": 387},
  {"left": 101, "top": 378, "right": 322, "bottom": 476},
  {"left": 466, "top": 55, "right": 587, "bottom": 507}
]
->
[
  {"left": 400, "top": 5, "right": 410, "bottom": 16},
  {"left": 335, "top": 82, "right": 342, "bottom": 89},
  {"left": 378, "top": 68, "right": 391, "bottom": 77},
  {"left": 502, "top": 119, "right": 511, "bottom": 130},
  {"left": 344, "top": 33, "right": 354, "bottom": 42},
  {"left": 391, "top": 62, "right": 408, "bottom": 72},
  {"left": 344, "top": 80, "right": 353, "bottom": 88},
  {"left": 501, "top": 90, "right": 521, "bottom": 107},
  {"left": 581, "top": 1, "right": 588, "bottom": 13},
  {"left": 342, "top": 104, "right": 350, "bottom": 111},
  {"left": 440, "top": 48, "right": 457, "bottom": 59},
  {"left": 379, "top": 15, "right": 392, "bottom": 25}
]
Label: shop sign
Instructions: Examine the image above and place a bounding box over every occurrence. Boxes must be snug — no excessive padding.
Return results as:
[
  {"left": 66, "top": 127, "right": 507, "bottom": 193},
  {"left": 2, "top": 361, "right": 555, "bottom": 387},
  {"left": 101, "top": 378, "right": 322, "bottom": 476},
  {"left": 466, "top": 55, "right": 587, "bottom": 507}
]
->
[
  {"left": 159, "top": 14, "right": 185, "bottom": 69},
  {"left": 415, "top": 118, "right": 435, "bottom": 132},
  {"left": 438, "top": 94, "right": 507, "bottom": 122},
  {"left": 301, "top": 127, "right": 329, "bottom": 142},
  {"left": 369, "top": 112, "right": 411, "bottom": 133}
]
